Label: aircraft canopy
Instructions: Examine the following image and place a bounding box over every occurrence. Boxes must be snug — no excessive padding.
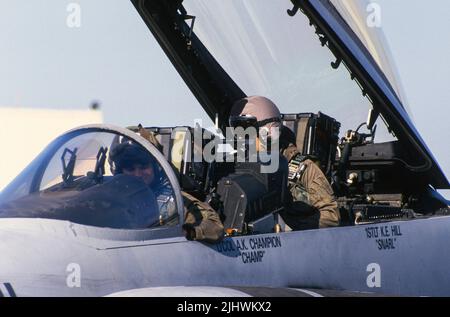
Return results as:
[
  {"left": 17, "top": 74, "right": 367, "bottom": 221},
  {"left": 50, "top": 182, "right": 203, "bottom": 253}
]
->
[{"left": 0, "top": 126, "right": 181, "bottom": 229}]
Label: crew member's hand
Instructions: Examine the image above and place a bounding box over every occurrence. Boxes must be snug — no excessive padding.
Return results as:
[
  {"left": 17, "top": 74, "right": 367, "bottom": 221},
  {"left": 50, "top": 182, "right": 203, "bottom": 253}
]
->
[{"left": 182, "top": 223, "right": 197, "bottom": 241}]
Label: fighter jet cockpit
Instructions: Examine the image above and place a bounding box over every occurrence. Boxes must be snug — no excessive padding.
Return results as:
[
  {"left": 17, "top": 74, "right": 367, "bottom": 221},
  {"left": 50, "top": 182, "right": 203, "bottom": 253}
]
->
[
  {"left": 132, "top": 0, "right": 450, "bottom": 229},
  {"left": 1, "top": 0, "right": 450, "bottom": 298},
  {"left": 0, "top": 126, "right": 181, "bottom": 230}
]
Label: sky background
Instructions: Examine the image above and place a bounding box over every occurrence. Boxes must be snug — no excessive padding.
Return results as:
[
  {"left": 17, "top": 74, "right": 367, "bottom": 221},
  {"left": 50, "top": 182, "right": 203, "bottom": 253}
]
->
[{"left": 0, "top": 0, "right": 449, "bottom": 197}]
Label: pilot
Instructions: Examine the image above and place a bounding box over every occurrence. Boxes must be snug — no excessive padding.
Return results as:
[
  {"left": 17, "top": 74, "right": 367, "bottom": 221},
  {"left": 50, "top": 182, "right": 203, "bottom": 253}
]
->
[
  {"left": 109, "top": 142, "right": 158, "bottom": 187},
  {"left": 132, "top": 127, "right": 225, "bottom": 243},
  {"left": 230, "top": 96, "right": 340, "bottom": 230}
]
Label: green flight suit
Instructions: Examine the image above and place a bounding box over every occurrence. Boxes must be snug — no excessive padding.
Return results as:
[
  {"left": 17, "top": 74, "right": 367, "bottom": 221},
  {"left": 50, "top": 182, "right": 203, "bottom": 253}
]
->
[
  {"left": 281, "top": 143, "right": 340, "bottom": 230},
  {"left": 182, "top": 191, "right": 224, "bottom": 243}
]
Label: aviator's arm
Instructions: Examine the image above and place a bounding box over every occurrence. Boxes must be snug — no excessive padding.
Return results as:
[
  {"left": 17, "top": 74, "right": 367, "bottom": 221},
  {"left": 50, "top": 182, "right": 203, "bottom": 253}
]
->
[{"left": 182, "top": 191, "right": 224, "bottom": 243}]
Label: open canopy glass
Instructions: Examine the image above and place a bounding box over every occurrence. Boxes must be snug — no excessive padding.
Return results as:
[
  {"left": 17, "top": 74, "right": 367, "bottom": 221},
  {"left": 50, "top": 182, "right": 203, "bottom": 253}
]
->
[{"left": 183, "top": 0, "right": 406, "bottom": 141}]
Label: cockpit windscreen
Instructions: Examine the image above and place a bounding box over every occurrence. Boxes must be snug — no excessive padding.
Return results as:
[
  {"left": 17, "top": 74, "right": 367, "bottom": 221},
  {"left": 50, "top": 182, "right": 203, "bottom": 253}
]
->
[{"left": 0, "top": 128, "right": 179, "bottom": 229}]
